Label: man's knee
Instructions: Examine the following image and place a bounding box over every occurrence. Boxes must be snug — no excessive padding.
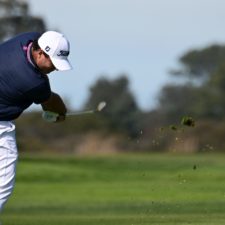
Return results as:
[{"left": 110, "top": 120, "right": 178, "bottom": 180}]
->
[
  {"left": 0, "top": 177, "right": 16, "bottom": 212},
  {"left": 0, "top": 121, "right": 18, "bottom": 212},
  {"left": 0, "top": 152, "right": 18, "bottom": 212},
  {"left": 0, "top": 199, "right": 6, "bottom": 212}
]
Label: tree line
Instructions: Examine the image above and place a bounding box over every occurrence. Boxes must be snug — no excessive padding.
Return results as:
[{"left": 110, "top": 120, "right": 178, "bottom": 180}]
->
[{"left": 2, "top": 0, "right": 225, "bottom": 153}]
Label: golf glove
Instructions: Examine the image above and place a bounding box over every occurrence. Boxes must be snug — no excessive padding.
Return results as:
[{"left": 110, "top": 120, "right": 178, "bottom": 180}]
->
[{"left": 42, "top": 111, "right": 59, "bottom": 122}]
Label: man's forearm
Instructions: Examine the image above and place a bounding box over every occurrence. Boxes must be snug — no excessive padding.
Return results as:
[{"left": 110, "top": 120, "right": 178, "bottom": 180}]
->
[{"left": 41, "top": 92, "right": 67, "bottom": 115}]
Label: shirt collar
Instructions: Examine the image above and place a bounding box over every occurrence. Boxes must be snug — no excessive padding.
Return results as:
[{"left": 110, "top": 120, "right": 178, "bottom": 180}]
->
[{"left": 23, "top": 42, "right": 39, "bottom": 69}]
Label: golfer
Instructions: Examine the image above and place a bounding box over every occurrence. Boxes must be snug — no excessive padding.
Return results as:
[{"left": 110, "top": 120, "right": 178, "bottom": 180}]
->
[{"left": 0, "top": 31, "right": 72, "bottom": 211}]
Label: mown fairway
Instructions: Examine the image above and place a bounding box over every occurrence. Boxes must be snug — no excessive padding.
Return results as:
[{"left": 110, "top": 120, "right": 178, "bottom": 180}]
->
[{"left": 2, "top": 153, "right": 225, "bottom": 225}]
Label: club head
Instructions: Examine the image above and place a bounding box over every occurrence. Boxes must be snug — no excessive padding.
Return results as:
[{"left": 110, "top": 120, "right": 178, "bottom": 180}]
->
[{"left": 97, "top": 101, "right": 107, "bottom": 111}]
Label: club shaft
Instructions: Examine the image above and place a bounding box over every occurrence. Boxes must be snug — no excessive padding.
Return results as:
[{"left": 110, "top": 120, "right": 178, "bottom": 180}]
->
[{"left": 66, "top": 110, "right": 95, "bottom": 116}]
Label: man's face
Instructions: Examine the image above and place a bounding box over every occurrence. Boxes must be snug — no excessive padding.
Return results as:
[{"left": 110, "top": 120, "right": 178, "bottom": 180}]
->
[{"left": 34, "top": 50, "right": 56, "bottom": 74}]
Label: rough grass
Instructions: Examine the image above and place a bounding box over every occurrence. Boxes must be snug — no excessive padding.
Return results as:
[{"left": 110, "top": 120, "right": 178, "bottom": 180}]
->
[{"left": 1, "top": 153, "right": 225, "bottom": 225}]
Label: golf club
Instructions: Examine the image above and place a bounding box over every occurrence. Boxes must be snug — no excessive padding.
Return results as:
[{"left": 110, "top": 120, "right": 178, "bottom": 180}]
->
[
  {"left": 42, "top": 101, "right": 107, "bottom": 122},
  {"left": 66, "top": 101, "right": 107, "bottom": 116}
]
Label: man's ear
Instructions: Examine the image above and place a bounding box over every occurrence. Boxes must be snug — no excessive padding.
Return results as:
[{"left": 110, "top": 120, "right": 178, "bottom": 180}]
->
[
  {"left": 38, "top": 49, "right": 44, "bottom": 56},
  {"left": 32, "top": 49, "right": 42, "bottom": 59}
]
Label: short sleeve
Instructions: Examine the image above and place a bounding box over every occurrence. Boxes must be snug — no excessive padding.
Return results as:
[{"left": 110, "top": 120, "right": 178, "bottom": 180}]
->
[{"left": 25, "top": 80, "right": 51, "bottom": 104}]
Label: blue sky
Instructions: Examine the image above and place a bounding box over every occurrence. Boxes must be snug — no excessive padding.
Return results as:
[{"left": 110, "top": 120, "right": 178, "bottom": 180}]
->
[{"left": 28, "top": 0, "right": 225, "bottom": 111}]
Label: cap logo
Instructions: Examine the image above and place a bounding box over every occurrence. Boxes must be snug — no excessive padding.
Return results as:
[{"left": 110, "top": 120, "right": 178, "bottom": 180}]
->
[
  {"left": 45, "top": 46, "right": 51, "bottom": 52},
  {"left": 57, "top": 50, "right": 69, "bottom": 57}
]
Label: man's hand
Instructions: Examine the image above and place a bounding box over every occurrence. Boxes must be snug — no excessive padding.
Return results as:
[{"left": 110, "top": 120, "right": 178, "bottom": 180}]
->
[
  {"left": 57, "top": 114, "right": 66, "bottom": 122},
  {"left": 42, "top": 111, "right": 66, "bottom": 122},
  {"left": 41, "top": 92, "right": 67, "bottom": 122}
]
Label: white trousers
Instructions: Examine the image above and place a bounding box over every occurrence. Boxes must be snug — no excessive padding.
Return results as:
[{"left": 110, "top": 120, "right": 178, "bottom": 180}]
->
[{"left": 0, "top": 121, "right": 18, "bottom": 212}]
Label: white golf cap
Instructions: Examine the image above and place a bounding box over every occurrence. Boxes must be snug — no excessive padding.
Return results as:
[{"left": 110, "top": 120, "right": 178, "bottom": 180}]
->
[{"left": 38, "top": 31, "right": 72, "bottom": 71}]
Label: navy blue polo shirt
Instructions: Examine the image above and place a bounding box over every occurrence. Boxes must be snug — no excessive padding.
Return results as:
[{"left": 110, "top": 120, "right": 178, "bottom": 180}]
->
[{"left": 0, "top": 32, "right": 51, "bottom": 121}]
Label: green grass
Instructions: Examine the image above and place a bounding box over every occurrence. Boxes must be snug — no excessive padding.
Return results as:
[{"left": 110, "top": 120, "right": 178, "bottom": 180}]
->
[{"left": 2, "top": 153, "right": 225, "bottom": 225}]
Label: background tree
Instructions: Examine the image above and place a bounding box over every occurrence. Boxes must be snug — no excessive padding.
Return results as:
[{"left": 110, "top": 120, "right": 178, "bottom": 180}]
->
[
  {"left": 157, "top": 83, "right": 198, "bottom": 123},
  {"left": 170, "top": 45, "right": 225, "bottom": 82},
  {"left": 157, "top": 44, "right": 225, "bottom": 123},
  {"left": 0, "top": 0, "right": 46, "bottom": 42},
  {"left": 85, "top": 75, "right": 143, "bottom": 137}
]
